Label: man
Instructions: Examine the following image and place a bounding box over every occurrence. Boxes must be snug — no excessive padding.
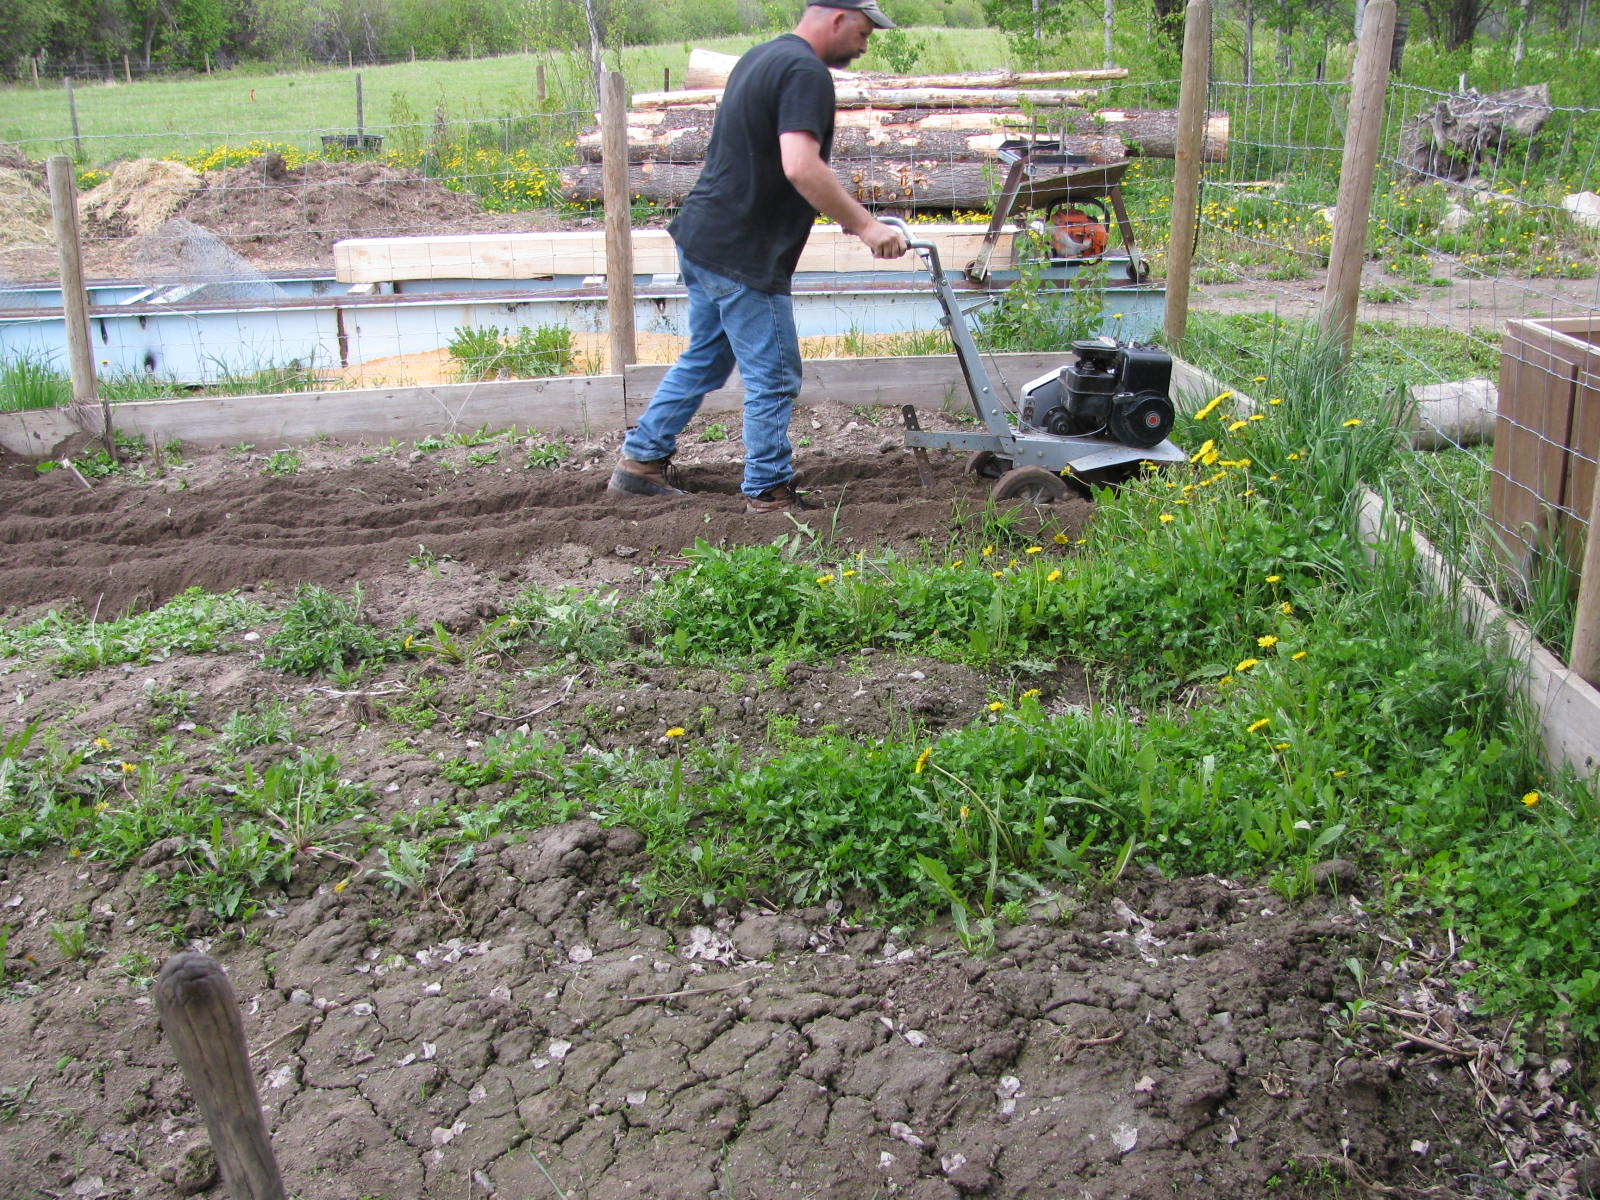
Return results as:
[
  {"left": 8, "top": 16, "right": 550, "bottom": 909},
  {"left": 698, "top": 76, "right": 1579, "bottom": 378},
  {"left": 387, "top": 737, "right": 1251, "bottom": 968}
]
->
[{"left": 608, "top": 0, "right": 908, "bottom": 515}]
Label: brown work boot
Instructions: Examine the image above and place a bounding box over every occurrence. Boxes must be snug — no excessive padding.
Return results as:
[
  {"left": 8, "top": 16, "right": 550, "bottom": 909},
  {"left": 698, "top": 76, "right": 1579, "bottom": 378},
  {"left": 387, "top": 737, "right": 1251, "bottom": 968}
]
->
[
  {"left": 745, "top": 482, "right": 816, "bottom": 515},
  {"left": 607, "top": 455, "right": 685, "bottom": 497}
]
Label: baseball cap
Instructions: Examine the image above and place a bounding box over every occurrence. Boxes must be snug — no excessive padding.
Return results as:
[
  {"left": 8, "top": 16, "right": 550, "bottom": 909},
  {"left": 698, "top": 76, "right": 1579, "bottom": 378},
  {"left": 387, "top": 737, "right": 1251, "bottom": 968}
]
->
[{"left": 811, "top": 0, "right": 897, "bottom": 29}]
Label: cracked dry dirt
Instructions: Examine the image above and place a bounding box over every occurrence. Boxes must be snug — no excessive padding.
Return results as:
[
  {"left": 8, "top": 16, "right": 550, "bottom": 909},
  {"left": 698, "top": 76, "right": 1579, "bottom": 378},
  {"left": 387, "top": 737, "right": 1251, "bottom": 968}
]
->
[{"left": 1, "top": 402, "right": 1597, "bottom": 1200}]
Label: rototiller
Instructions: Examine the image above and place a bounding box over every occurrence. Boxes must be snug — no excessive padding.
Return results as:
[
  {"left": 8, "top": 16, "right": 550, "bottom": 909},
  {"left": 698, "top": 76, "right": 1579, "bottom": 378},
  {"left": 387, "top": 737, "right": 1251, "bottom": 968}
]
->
[{"left": 880, "top": 215, "right": 1186, "bottom": 503}]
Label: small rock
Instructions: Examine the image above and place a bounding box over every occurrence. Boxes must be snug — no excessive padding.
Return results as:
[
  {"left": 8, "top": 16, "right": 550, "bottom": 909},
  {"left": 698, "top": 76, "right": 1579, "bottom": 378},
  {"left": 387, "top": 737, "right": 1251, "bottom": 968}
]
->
[
  {"left": 160, "top": 1140, "right": 218, "bottom": 1196},
  {"left": 1311, "top": 858, "right": 1362, "bottom": 895},
  {"left": 287, "top": 988, "right": 312, "bottom": 1006},
  {"left": 615, "top": 545, "right": 639, "bottom": 558}
]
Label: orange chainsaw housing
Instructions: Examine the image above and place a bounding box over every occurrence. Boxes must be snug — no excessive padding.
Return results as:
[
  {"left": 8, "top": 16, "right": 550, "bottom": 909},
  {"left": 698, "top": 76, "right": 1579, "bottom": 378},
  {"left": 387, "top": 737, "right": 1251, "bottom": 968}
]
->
[{"left": 1050, "top": 207, "right": 1109, "bottom": 258}]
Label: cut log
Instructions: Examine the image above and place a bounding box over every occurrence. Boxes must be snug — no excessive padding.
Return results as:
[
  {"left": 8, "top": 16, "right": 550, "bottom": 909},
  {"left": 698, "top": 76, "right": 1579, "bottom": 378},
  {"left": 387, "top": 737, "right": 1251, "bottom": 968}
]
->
[
  {"left": 632, "top": 85, "right": 1102, "bottom": 110},
  {"left": 578, "top": 124, "right": 1124, "bottom": 164},
  {"left": 577, "top": 106, "right": 1225, "bottom": 163},
  {"left": 560, "top": 158, "right": 1107, "bottom": 209},
  {"left": 1399, "top": 83, "right": 1553, "bottom": 183},
  {"left": 683, "top": 46, "right": 1128, "bottom": 90}
]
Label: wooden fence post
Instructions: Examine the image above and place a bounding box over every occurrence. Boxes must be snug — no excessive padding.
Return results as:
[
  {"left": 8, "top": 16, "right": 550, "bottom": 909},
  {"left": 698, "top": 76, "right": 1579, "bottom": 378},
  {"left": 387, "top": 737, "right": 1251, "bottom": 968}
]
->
[
  {"left": 601, "top": 69, "right": 637, "bottom": 374},
  {"left": 1163, "top": 0, "right": 1210, "bottom": 346},
  {"left": 1319, "top": 0, "right": 1396, "bottom": 354},
  {"left": 156, "top": 953, "right": 286, "bottom": 1200},
  {"left": 1571, "top": 471, "right": 1600, "bottom": 686},
  {"left": 46, "top": 155, "right": 109, "bottom": 455},
  {"left": 65, "top": 77, "right": 82, "bottom": 159}
]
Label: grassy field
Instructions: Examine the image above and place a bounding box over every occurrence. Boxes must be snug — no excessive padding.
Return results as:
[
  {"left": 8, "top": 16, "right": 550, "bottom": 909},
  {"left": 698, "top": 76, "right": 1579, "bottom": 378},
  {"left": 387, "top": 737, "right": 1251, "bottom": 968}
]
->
[{"left": 0, "top": 29, "right": 1013, "bottom": 167}]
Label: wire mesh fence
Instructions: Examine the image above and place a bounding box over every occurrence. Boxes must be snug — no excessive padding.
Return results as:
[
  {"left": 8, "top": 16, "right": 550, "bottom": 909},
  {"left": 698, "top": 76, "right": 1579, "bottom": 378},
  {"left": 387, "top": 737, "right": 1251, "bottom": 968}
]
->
[{"left": 1180, "top": 71, "right": 1600, "bottom": 655}]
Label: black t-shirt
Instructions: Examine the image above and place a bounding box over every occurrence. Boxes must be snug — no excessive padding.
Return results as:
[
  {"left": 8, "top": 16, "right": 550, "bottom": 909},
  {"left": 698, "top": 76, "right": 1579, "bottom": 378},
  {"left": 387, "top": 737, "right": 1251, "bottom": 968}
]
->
[{"left": 668, "top": 34, "right": 835, "bottom": 295}]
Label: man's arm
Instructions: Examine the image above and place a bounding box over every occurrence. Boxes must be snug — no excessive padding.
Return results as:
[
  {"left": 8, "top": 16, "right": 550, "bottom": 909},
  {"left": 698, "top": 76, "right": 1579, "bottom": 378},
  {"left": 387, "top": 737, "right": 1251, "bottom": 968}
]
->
[{"left": 779, "top": 130, "right": 907, "bottom": 259}]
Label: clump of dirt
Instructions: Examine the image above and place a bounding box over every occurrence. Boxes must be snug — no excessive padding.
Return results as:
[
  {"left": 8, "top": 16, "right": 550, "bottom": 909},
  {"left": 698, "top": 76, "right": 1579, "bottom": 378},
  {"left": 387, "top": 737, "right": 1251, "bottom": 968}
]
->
[
  {"left": 0, "top": 144, "right": 50, "bottom": 250},
  {"left": 175, "top": 153, "right": 486, "bottom": 262},
  {"left": 79, "top": 157, "right": 202, "bottom": 237}
]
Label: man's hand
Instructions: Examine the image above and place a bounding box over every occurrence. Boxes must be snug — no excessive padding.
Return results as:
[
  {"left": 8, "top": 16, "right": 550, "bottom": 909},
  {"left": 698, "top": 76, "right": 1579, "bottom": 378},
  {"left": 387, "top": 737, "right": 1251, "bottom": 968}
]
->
[{"left": 856, "top": 218, "right": 907, "bottom": 259}]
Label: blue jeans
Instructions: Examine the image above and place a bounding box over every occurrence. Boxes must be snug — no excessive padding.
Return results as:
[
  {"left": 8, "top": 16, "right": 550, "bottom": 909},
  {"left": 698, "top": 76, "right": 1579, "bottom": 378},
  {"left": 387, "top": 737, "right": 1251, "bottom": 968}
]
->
[{"left": 622, "top": 253, "right": 802, "bottom": 498}]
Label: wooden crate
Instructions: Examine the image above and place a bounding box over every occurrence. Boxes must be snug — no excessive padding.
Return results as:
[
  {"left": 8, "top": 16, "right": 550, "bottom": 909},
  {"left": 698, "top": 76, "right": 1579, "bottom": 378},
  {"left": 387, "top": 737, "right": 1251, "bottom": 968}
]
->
[{"left": 1492, "top": 317, "right": 1600, "bottom": 573}]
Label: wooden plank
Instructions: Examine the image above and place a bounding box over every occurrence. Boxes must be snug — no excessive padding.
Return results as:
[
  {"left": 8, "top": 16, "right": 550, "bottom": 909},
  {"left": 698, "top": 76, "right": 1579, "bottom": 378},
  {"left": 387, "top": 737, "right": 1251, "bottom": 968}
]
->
[
  {"left": 334, "top": 225, "right": 1002, "bottom": 285},
  {"left": 0, "top": 376, "right": 628, "bottom": 457},
  {"left": 622, "top": 351, "right": 1064, "bottom": 426},
  {"left": 1492, "top": 320, "right": 1580, "bottom": 571}
]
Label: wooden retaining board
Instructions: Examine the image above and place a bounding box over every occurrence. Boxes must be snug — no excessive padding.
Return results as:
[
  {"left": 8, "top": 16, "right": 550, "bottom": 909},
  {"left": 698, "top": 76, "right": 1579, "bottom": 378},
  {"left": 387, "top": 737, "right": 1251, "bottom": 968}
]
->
[
  {"left": 333, "top": 225, "right": 1001, "bottom": 285},
  {"left": 0, "top": 352, "right": 1065, "bottom": 457},
  {"left": 1492, "top": 317, "right": 1600, "bottom": 572}
]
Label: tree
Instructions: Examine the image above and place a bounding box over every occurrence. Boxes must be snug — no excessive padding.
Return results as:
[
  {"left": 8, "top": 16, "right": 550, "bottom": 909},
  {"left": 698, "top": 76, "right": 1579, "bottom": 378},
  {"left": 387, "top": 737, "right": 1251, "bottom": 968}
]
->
[
  {"left": 0, "top": 0, "right": 66, "bottom": 73},
  {"left": 1415, "top": 0, "right": 1492, "bottom": 49}
]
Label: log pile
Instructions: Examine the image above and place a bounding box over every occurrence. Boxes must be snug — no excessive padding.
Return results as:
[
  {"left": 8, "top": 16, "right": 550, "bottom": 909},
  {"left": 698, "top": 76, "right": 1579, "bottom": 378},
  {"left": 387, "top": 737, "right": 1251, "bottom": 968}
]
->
[{"left": 560, "top": 47, "right": 1228, "bottom": 211}]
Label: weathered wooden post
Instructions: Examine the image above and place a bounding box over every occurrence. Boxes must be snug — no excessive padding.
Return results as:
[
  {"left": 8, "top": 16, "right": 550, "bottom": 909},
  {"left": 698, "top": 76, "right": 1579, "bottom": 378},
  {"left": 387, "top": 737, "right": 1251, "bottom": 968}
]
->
[
  {"left": 46, "top": 155, "right": 110, "bottom": 455},
  {"left": 356, "top": 71, "right": 365, "bottom": 145},
  {"left": 65, "top": 77, "right": 82, "bottom": 159},
  {"left": 1163, "top": 0, "right": 1211, "bottom": 345},
  {"left": 155, "top": 953, "right": 286, "bottom": 1200},
  {"left": 1319, "top": 0, "right": 1396, "bottom": 355},
  {"left": 601, "top": 69, "right": 637, "bottom": 374}
]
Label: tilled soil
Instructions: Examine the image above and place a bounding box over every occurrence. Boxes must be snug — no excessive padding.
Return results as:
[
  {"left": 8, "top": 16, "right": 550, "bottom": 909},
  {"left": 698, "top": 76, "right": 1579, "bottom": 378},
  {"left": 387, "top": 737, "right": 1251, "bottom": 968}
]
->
[{"left": 1, "top": 407, "right": 1598, "bottom": 1199}]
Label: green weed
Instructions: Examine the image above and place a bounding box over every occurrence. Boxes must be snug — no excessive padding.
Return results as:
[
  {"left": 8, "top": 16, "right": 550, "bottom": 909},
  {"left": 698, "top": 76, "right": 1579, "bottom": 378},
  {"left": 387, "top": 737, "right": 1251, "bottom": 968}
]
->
[{"left": 262, "top": 584, "right": 402, "bottom": 676}]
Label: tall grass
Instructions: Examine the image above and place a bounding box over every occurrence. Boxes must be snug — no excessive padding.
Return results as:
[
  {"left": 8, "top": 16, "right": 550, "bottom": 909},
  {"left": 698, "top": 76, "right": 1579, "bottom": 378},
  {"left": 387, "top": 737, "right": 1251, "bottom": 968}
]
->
[{"left": 0, "top": 351, "right": 69, "bottom": 412}]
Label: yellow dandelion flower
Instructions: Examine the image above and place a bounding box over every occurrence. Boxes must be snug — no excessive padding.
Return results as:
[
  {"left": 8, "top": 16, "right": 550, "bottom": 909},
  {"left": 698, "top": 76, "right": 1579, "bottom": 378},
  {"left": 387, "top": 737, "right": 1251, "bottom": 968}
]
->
[
  {"left": 68, "top": 847, "right": 82, "bottom": 858},
  {"left": 987, "top": 701, "right": 1006, "bottom": 712},
  {"left": 1075, "top": 538, "right": 1087, "bottom": 545},
  {"left": 1291, "top": 650, "right": 1307, "bottom": 661},
  {"left": 1273, "top": 742, "right": 1290, "bottom": 751},
  {"left": 1053, "top": 533, "right": 1070, "bottom": 545},
  {"left": 1227, "top": 420, "right": 1249, "bottom": 433},
  {"left": 1251, "top": 376, "right": 1267, "bottom": 383},
  {"left": 1022, "top": 688, "right": 1042, "bottom": 699},
  {"left": 981, "top": 545, "right": 995, "bottom": 557},
  {"left": 992, "top": 570, "right": 1005, "bottom": 578},
  {"left": 1288, "top": 452, "right": 1300, "bottom": 462},
  {"left": 120, "top": 761, "right": 138, "bottom": 774},
  {"left": 1047, "top": 568, "right": 1062, "bottom": 582},
  {"left": 1269, "top": 398, "right": 1283, "bottom": 406},
  {"left": 334, "top": 878, "right": 350, "bottom": 893},
  {"left": 93, "top": 737, "right": 111, "bottom": 750},
  {"left": 1217, "top": 674, "right": 1233, "bottom": 687},
  {"left": 914, "top": 746, "right": 933, "bottom": 774},
  {"left": 816, "top": 574, "right": 834, "bottom": 585},
  {"left": 1235, "top": 657, "right": 1260, "bottom": 672},
  {"left": 1247, "top": 718, "right": 1270, "bottom": 734},
  {"left": 1249, "top": 414, "right": 1266, "bottom": 422},
  {"left": 842, "top": 570, "right": 857, "bottom": 578},
  {"left": 1279, "top": 601, "right": 1292, "bottom": 615},
  {"left": 1332, "top": 769, "right": 1348, "bottom": 778},
  {"left": 1266, "top": 574, "right": 1282, "bottom": 583},
  {"left": 1159, "top": 513, "right": 1175, "bottom": 523},
  {"left": 952, "top": 560, "right": 964, "bottom": 567},
  {"left": 1522, "top": 791, "right": 1540, "bottom": 806},
  {"left": 1024, "top": 546, "right": 1043, "bottom": 555},
  {"left": 93, "top": 801, "right": 109, "bottom": 814},
  {"left": 664, "top": 727, "right": 686, "bottom": 738},
  {"left": 1342, "top": 418, "right": 1362, "bottom": 428},
  {"left": 1189, "top": 438, "right": 1217, "bottom": 463},
  {"left": 1257, "top": 634, "right": 1279, "bottom": 648},
  {"left": 959, "top": 805, "right": 971, "bottom": 821}
]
